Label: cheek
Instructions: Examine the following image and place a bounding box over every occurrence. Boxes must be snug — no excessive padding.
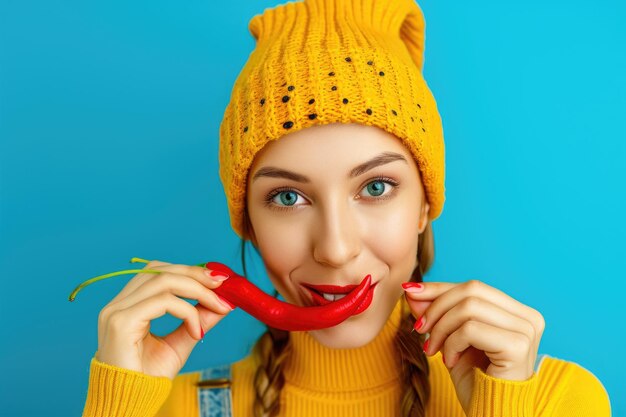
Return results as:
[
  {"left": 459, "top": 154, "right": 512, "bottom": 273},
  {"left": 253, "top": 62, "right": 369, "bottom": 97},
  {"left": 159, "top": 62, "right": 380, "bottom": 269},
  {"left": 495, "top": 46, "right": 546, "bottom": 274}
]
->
[
  {"left": 365, "top": 202, "right": 420, "bottom": 269},
  {"left": 252, "top": 217, "right": 308, "bottom": 295}
]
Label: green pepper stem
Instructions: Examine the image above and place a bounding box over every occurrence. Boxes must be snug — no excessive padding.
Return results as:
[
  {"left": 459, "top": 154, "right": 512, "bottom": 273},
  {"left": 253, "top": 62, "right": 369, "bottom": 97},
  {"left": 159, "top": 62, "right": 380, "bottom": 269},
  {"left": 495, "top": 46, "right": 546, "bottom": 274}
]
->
[
  {"left": 67, "top": 257, "right": 208, "bottom": 302},
  {"left": 130, "top": 257, "right": 150, "bottom": 264},
  {"left": 131, "top": 257, "right": 205, "bottom": 267},
  {"left": 68, "top": 269, "right": 163, "bottom": 302}
]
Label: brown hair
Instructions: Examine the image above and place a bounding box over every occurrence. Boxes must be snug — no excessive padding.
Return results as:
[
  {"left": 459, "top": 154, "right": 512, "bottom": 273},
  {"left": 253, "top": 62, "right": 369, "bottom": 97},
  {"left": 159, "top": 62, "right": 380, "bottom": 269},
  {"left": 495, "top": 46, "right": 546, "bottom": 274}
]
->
[{"left": 239, "top": 210, "right": 434, "bottom": 417}]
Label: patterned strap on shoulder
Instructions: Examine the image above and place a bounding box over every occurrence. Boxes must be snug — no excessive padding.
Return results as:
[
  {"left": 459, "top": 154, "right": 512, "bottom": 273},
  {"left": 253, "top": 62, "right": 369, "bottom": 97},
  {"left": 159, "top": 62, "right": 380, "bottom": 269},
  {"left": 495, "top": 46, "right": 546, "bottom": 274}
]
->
[{"left": 196, "top": 363, "right": 233, "bottom": 417}]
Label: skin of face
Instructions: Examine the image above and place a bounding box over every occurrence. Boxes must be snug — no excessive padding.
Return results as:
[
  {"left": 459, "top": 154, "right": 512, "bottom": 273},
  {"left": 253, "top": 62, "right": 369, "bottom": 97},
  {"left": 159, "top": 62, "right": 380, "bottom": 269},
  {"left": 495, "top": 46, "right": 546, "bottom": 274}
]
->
[{"left": 245, "top": 122, "right": 430, "bottom": 348}]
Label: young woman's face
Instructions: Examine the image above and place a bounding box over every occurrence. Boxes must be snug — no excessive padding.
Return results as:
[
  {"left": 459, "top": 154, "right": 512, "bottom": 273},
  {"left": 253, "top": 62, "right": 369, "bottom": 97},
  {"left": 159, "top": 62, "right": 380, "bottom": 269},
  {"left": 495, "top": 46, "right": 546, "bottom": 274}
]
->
[{"left": 246, "top": 122, "right": 430, "bottom": 348}]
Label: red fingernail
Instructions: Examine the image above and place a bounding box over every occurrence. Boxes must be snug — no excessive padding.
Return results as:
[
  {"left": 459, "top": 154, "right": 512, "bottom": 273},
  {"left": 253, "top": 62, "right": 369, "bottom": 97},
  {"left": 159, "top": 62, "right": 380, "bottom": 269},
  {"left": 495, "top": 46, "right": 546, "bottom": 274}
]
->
[
  {"left": 200, "top": 326, "right": 205, "bottom": 339},
  {"left": 423, "top": 339, "right": 430, "bottom": 353},
  {"left": 217, "top": 295, "right": 236, "bottom": 310},
  {"left": 402, "top": 282, "right": 424, "bottom": 293},
  {"left": 413, "top": 316, "right": 425, "bottom": 332},
  {"left": 206, "top": 270, "right": 230, "bottom": 281}
]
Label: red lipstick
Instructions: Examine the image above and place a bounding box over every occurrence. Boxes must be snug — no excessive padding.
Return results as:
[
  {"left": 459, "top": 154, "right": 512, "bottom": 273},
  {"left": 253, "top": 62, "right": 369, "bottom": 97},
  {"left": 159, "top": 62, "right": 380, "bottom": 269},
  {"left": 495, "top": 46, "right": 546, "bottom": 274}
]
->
[{"left": 302, "top": 281, "right": 379, "bottom": 315}]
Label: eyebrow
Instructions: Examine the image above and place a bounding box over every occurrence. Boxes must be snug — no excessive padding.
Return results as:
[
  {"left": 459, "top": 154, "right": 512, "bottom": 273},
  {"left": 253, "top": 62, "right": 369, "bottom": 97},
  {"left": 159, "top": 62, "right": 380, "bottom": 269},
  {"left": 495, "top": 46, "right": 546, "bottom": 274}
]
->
[{"left": 252, "top": 151, "right": 408, "bottom": 183}]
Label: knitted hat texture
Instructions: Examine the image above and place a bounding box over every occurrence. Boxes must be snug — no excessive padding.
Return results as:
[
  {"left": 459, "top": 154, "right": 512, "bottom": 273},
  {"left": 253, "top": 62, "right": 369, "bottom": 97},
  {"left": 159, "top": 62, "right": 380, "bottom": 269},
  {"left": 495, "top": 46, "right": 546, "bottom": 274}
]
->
[{"left": 219, "top": 0, "right": 446, "bottom": 238}]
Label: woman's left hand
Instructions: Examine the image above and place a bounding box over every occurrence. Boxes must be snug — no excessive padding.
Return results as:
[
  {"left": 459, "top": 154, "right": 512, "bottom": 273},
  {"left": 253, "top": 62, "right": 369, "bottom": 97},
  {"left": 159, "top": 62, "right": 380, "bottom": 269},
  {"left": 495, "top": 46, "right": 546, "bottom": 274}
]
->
[{"left": 403, "top": 279, "right": 545, "bottom": 414}]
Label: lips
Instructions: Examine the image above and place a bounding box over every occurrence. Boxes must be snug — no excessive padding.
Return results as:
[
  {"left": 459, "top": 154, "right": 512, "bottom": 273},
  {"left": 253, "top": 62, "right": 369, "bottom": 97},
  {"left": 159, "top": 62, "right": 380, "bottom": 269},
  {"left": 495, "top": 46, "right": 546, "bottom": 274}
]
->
[{"left": 302, "top": 281, "right": 379, "bottom": 314}]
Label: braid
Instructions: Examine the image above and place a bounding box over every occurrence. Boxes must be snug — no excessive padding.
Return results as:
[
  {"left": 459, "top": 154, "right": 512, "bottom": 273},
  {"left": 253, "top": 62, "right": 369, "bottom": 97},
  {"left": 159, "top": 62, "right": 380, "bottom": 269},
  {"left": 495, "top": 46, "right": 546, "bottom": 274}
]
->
[
  {"left": 251, "top": 314, "right": 291, "bottom": 417},
  {"left": 397, "top": 219, "right": 435, "bottom": 417},
  {"left": 397, "top": 309, "right": 431, "bottom": 416}
]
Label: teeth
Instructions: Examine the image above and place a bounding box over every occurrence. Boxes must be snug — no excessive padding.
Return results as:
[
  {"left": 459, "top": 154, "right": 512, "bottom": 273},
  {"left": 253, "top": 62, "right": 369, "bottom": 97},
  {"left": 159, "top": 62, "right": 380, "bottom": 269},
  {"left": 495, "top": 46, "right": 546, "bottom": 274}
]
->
[{"left": 321, "top": 293, "right": 347, "bottom": 301}]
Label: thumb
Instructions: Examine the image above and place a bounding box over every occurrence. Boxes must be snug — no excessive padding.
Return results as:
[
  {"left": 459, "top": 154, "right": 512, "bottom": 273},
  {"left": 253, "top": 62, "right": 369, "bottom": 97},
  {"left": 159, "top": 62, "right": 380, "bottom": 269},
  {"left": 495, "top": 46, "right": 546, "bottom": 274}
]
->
[{"left": 161, "top": 303, "right": 230, "bottom": 363}]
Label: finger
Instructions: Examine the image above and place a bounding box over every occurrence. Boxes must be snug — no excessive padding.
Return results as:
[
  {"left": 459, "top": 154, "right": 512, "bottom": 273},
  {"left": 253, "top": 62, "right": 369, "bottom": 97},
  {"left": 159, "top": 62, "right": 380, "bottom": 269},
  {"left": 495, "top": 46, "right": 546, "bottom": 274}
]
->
[
  {"left": 403, "top": 293, "right": 433, "bottom": 320},
  {"left": 99, "top": 260, "right": 228, "bottom": 345},
  {"left": 406, "top": 280, "right": 540, "bottom": 334},
  {"left": 402, "top": 282, "right": 456, "bottom": 319},
  {"left": 108, "top": 272, "right": 234, "bottom": 315},
  {"left": 99, "top": 267, "right": 230, "bottom": 345},
  {"left": 162, "top": 302, "right": 230, "bottom": 362},
  {"left": 103, "top": 292, "right": 204, "bottom": 369},
  {"left": 110, "top": 260, "right": 229, "bottom": 305},
  {"left": 403, "top": 281, "right": 457, "bottom": 302},
  {"left": 440, "top": 320, "right": 533, "bottom": 380},
  {"left": 421, "top": 296, "right": 537, "bottom": 358},
  {"left": 108, "top": 259, "right": 172, "bottom": 304}
]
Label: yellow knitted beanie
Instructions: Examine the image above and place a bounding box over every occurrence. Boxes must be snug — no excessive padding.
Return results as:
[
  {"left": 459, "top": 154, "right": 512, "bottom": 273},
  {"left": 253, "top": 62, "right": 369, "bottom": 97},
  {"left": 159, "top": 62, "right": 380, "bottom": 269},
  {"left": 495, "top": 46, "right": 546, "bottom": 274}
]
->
[{"left": 219, "top": 0, "right": 446, "bottom": 238}]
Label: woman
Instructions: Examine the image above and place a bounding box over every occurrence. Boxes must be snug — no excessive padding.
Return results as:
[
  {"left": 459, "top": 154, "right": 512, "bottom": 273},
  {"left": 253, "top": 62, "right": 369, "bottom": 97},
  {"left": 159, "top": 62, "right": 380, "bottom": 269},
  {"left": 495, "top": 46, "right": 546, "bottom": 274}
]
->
[{"left": 81, "top": 0, "right": 610, "bottom": 416}]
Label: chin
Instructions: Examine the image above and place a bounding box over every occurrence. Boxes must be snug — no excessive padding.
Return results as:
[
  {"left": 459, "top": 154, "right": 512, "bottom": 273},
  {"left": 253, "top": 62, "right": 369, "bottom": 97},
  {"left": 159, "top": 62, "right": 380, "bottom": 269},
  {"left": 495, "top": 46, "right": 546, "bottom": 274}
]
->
[{"left": 307, "top": 306, "right": 384, "bottom": 349}]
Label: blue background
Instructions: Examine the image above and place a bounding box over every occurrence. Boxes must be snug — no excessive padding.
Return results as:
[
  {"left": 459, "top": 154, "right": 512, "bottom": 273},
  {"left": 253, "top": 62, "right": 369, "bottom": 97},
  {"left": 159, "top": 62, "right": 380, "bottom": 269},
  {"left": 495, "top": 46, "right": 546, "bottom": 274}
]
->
[{"left": 1, "top": 0, "right": 624, "bottom": 415}]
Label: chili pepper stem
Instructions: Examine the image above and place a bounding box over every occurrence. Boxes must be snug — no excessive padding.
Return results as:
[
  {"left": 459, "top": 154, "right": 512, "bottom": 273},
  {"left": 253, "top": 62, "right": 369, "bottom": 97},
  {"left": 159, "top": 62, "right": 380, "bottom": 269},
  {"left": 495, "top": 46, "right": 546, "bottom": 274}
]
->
[
  {"left": 68, "top": 257, "right": 206, "bottom": 302},
  {"left": 68, "top": 268, "right": 163, "bottom": 302},
  {"left": 130, "top": 257, "right": 205, "bottom": 268},
  {"left": 130, "top": 257, "right": 150, "bottom": 264}
]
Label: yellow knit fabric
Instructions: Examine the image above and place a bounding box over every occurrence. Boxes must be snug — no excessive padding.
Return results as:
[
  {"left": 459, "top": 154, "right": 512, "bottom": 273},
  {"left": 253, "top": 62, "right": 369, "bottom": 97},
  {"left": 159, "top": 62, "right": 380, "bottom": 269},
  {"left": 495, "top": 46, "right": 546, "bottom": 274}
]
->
[
  {"left": 219, "top": 0, "right": 446, "bottom": 238},
  {"left": 81, "top": 298, "right": 611, "bottom": 417}
]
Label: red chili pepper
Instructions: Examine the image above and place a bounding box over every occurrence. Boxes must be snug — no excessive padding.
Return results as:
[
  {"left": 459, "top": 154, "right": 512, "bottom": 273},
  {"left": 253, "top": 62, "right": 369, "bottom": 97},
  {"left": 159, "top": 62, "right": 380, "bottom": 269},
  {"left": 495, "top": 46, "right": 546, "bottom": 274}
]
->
[
  {"left": 68, "top": 258, "right": 373, "bottom": 332},
  {"left": 204, "top": 261, "right": 372, "bottom": 331}
]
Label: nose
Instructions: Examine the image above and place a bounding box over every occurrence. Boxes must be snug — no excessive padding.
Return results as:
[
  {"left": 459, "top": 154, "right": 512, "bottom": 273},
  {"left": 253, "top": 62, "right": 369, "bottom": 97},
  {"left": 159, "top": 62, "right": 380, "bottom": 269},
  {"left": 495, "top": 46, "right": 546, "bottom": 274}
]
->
[{"left": 312, "top": 199, "right": 361, "bottom": 268}]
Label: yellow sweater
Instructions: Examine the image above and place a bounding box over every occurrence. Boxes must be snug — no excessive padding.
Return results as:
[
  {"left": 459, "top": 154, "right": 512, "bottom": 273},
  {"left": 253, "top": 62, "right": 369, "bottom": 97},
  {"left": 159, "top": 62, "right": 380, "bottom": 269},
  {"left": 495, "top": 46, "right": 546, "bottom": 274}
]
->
[{"left": 82, "top": 299, "right": 611, "bottom": 417}]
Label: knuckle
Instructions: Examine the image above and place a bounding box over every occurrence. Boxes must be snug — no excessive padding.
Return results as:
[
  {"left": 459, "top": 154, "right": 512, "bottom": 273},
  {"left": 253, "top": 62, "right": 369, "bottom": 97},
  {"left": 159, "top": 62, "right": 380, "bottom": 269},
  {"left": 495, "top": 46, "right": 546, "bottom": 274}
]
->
[
  {"left": 157, "top": 291, "right": 174, "bottom": 303},
  {"left": 534, "top": 311, "right": 546, "bottom": 334},
  {"left": 524, "top": 307, "right": 545, "bottom": 336},
  {"left": 465, "top": 279, "right": 483, "bottom": 293},
  {"left": 460, "top": 320, "right": 478, "bottom": 337},
  {"left": 98, "top": 305, "right": 112, "bottom": 324},
  {"left": 523, "top": 321, "right": 536, "bottom": 340},
  {"left": 107, "top": 311, "right": 126, "bottom": 332},
  {"left": 459, "top": 296, "right": 481, "bottom": 316},
  {"left": 154, "top": 292, "right": 178, "bottom": 312},
  {"left": 150, "top": 273, "right": 172, "bottom": 291}
]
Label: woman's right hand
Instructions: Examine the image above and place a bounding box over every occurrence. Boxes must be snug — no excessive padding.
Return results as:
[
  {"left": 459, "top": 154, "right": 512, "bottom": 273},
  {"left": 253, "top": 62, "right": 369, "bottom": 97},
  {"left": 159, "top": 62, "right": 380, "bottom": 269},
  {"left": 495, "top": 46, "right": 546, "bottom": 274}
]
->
[{"left": 95, "top": 260, "right": 234, "bottom": 380}]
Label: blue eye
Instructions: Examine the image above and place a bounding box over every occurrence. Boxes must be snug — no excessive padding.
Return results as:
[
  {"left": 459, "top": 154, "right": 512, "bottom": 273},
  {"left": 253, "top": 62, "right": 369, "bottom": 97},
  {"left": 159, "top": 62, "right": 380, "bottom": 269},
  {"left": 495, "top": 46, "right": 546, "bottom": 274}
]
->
[
  {"left": 275, "top": 191, "right": 299, "bottom": 206},
  {"left": 365, "top": 180, "right": 386, "bottom": 197},
  {"left": 264, "top": 189, "right": 305, "bottom": 210},
  {"left": 359, "top": 177, "right": 398, "bottom": 199}
]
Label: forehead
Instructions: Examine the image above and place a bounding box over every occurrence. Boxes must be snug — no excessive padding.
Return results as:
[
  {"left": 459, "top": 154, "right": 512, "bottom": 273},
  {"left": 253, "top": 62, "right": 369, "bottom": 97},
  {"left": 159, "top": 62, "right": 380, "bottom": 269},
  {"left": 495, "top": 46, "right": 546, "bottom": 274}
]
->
[{"left": 249, "top": 123, "right": 412, "bottom": 172}]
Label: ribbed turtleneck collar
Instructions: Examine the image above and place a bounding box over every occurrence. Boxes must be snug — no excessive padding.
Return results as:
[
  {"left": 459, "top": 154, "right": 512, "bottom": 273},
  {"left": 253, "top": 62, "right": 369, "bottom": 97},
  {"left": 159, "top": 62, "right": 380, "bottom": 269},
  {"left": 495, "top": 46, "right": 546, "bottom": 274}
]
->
[{"left": 283, "top": 298, "right": 405, "bottom": 392}]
